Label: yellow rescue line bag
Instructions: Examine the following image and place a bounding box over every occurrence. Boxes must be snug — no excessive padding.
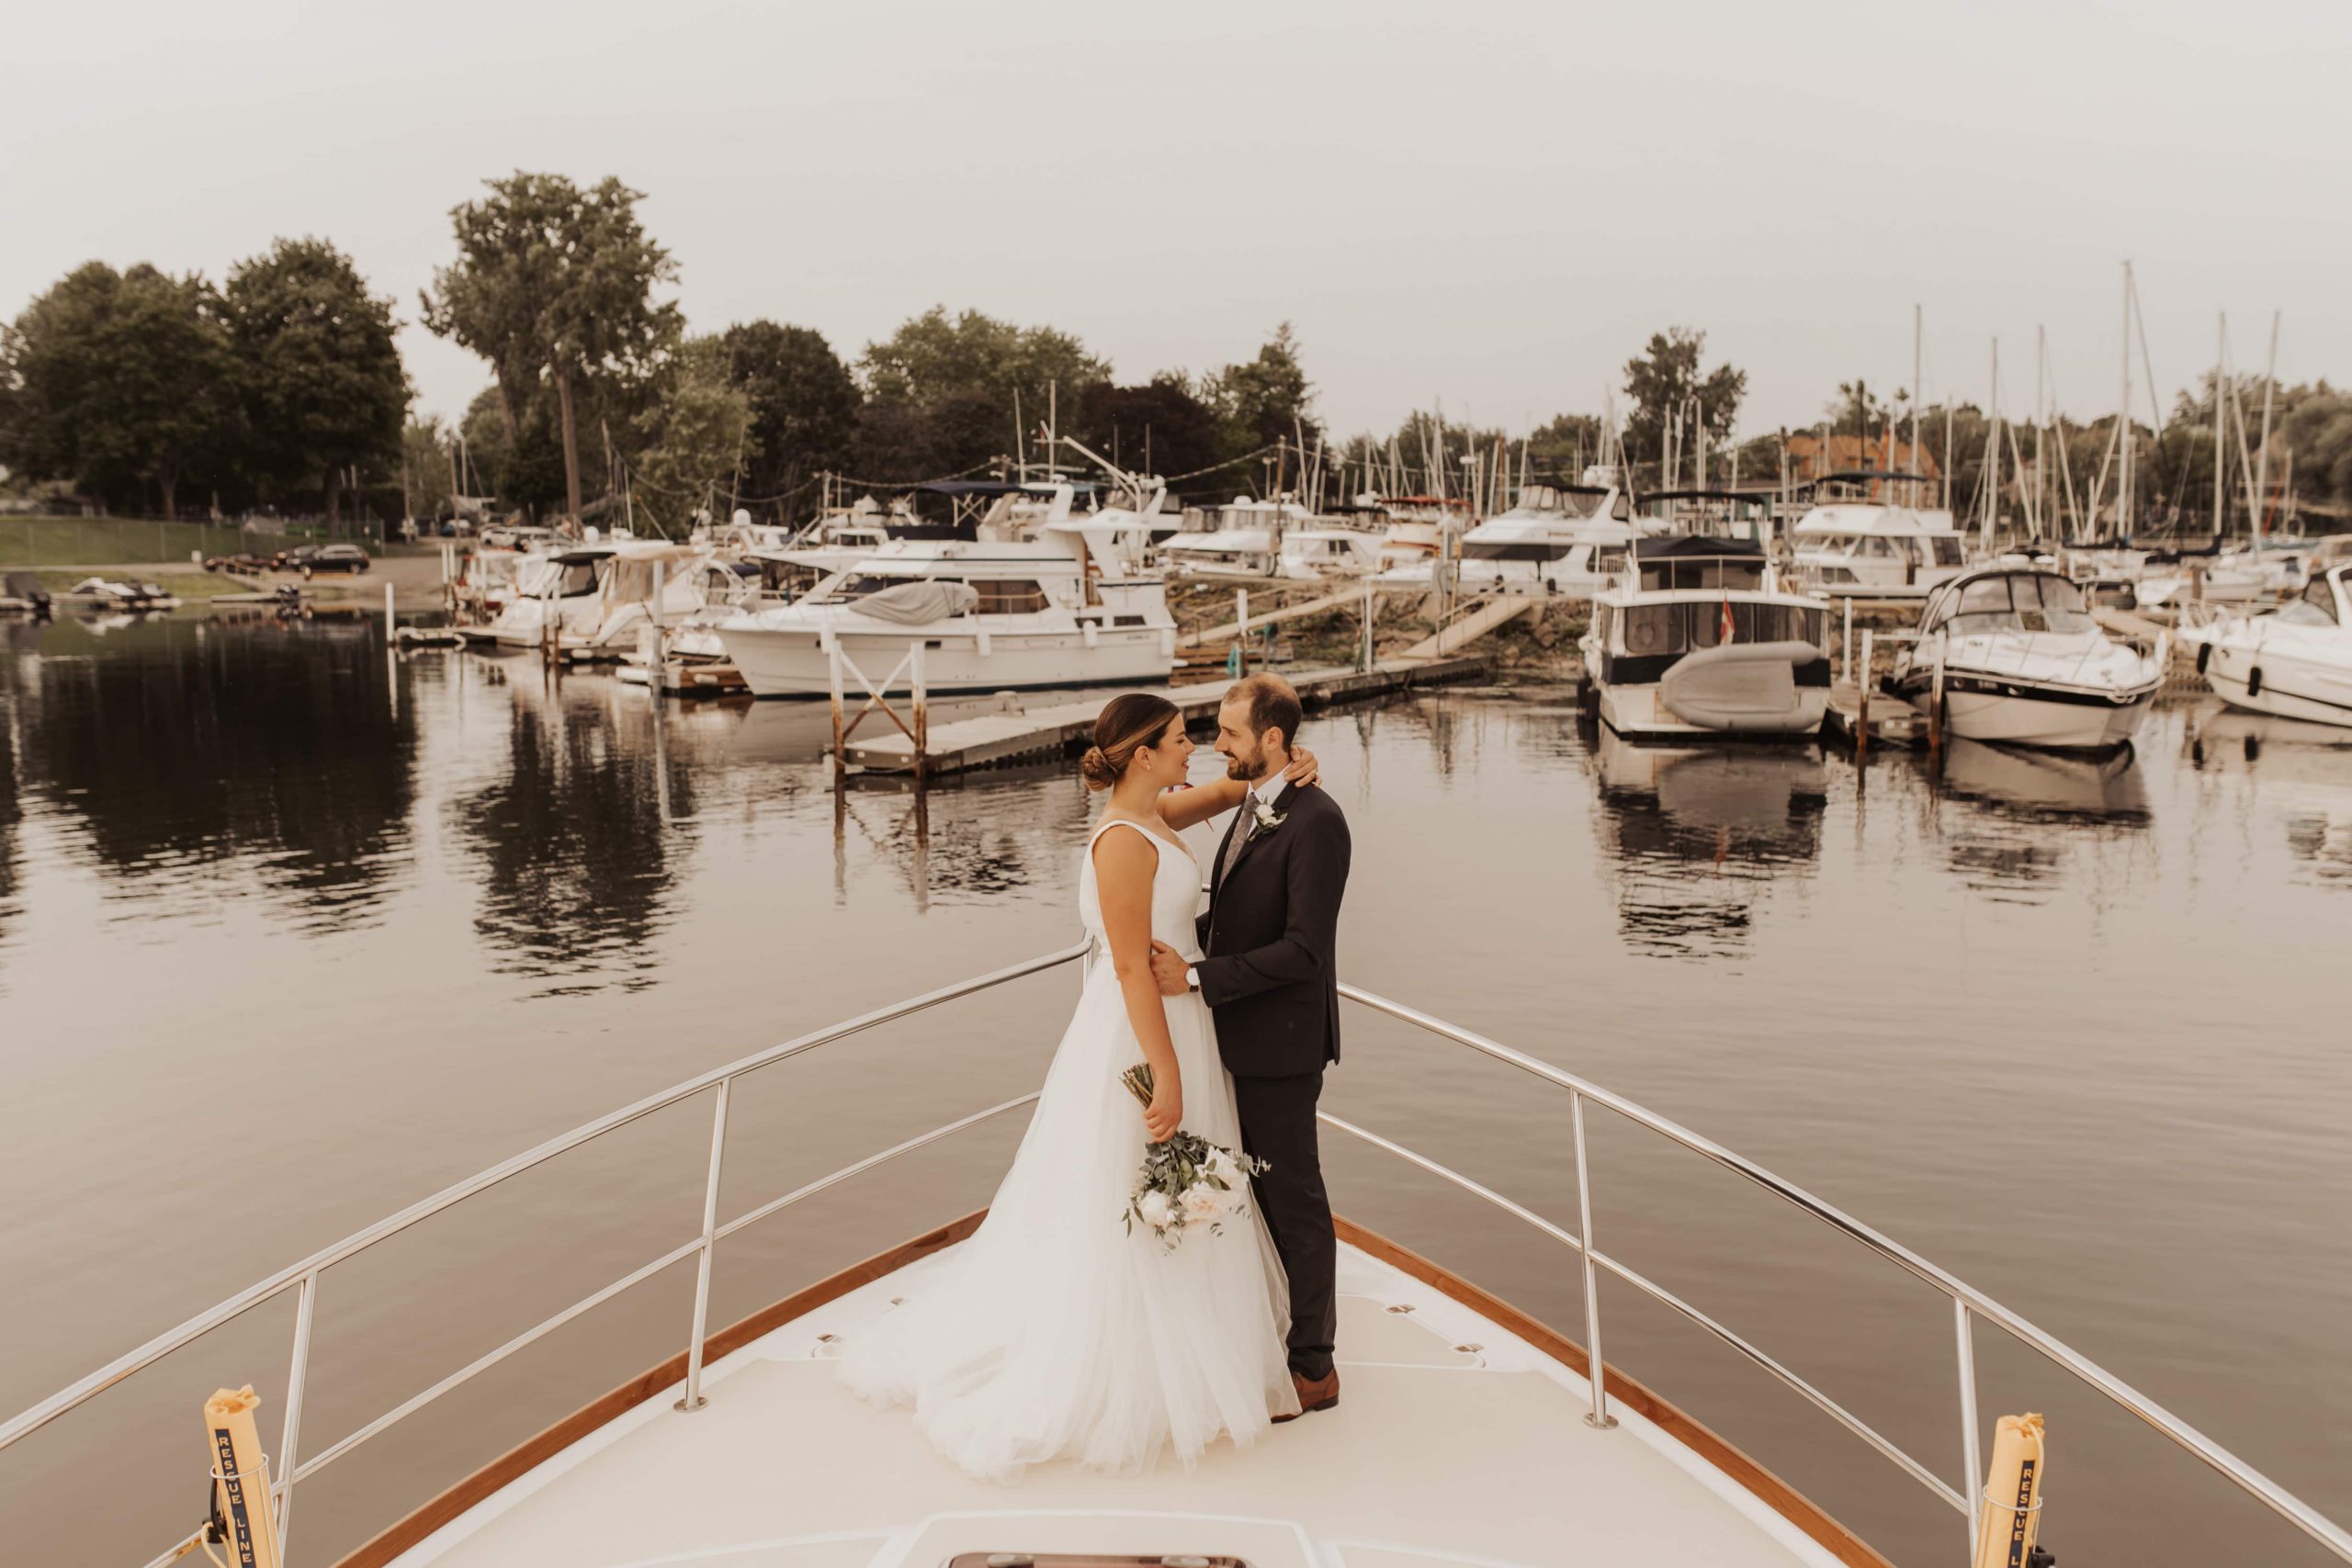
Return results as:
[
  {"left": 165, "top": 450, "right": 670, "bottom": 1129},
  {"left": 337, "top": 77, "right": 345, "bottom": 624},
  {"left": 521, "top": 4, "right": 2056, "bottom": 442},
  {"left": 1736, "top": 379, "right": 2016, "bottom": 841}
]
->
[
  {"left": 1972, "top": 1411, "right": 2047, "bottom": 1568},
  {"left": 203, "top": 1384, "right": 283, "bottom": 1568}
]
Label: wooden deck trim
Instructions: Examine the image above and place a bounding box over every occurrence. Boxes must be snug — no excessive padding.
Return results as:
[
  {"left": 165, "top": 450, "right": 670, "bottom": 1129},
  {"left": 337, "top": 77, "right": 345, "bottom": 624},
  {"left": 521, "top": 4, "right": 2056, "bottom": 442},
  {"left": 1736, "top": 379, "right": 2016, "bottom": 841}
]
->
[
  {"left": 336, "top": 1207, "right": 1885, "bottom": 1568},
  {"left": 331, "top": 1210, "right": 987, "bottom": 1568},
  {"left": 1334, "top": 1216, "right": 1894, "bottom": 1568}
]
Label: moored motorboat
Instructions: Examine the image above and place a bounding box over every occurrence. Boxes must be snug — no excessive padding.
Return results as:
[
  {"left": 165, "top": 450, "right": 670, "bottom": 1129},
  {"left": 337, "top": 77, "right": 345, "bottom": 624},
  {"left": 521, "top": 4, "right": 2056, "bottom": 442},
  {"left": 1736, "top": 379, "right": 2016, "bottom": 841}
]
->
[
  {"left": 1392, "top": 468, "right": 1638, "bottom": 596},
  {"left": 62, "top": 575, "right": 180, "bottom": 612},
  {"left": 1159, "top": 496, "right": 1308, "bottom": 580},
  {"left": 2179, "top": 563, "right": 2352, "bottom": 728},
  {"left": 0, "top": 570, "right": 53, "bottom": 616},
  {"left": 460, "top": 541, "right": 716, "bottom": 655},
  {"left": 1787, "top": 475, "right": 1967, "bottom": 600},
  {"left": 717, "top": 519, "right": 1174, "bottom": 697},
  {"left": 1886, "top": 560, "right": 2163, "bottom": 750},
  {"left": 1579, "top": 536, "right": 1832, "bottom": 739}
]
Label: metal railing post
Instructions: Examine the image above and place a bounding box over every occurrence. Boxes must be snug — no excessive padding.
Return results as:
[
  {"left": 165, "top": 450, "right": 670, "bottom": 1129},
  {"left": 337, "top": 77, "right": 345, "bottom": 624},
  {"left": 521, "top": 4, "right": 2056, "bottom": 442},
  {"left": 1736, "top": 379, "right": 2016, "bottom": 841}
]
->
[
  {"left": 275, "top": 1271, "right": 316, "bottom": 1556},
  {"left": 1956, "top": 1297, "right": 1982, "bottom": 1563},
  {"left": 676, "top": 1079, "right": 731, "bottom": 1412},
  {"left": 1572, "top": 1090, "right": 1615, "bottom": 1429}
]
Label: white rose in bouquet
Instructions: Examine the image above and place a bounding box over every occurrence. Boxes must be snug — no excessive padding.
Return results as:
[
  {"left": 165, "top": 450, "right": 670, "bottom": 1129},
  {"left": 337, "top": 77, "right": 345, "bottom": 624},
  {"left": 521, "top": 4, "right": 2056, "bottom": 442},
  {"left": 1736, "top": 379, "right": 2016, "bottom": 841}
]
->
[
  {"left": 1136, "top": 1190, "right": 1174, "bottom": 1230},
  {"left": 1182, "top": 1184, "right": 1222, "bottom": 1221}
]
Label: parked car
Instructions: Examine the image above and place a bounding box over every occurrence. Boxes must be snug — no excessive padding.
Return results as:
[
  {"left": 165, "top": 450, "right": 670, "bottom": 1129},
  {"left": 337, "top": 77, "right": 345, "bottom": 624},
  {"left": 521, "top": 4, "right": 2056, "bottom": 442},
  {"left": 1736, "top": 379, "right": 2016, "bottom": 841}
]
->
[{"left": 302, "top": 544, "right": 372, "bottom": 575}]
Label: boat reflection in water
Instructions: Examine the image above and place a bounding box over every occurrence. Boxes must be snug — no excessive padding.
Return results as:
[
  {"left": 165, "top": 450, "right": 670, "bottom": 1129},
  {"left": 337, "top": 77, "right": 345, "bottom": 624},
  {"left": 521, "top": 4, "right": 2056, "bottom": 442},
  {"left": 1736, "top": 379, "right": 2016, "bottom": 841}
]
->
[
  {"left": 1588, "top": 727, "right": 1826, "bottom": 955},
  {"left": 2188, "top": 705, "right": 2352, "bottom": 890},
  {"left": 1925, "top": 736, "right": 2152, "bottom": 898}
]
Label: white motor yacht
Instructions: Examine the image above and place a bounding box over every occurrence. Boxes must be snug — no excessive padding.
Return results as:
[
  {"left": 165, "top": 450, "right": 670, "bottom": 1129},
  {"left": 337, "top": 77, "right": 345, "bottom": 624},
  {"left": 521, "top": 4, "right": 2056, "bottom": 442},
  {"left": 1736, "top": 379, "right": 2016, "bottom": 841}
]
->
[
  {"left": 461, "top": 541, "right": 714, "bottom": 654},
  {"left": 2134, "top": 540, "right": 2312, "bottom": 609},
  {"left": 2179, "top": 563, "right": 2352, "bottom": 728},
  {"left": 1885, "top": 561, "right": 2163, "bottom": 751},
  {"left": 1579, "top": 536, "right": 1832, "bottom": 739},
  {"left": 1365, "top": 494, "right": 1472, "bottom": 572},
  {"left": 1385, "top": 470, "right": 1639, "bottom": 596},
  {"left": 1787, "top": 473, "right": 1967, "bottom": 600},
  {"left": 717, "top": 520, "right": 1173, "bottom": 697},
  {"left": 1159, "top": 496, "right": 1313, "bottom": 580},
  {"left": 1276, "top": 518, "right": 1385, "bottom": 580},
  {"left": 13, "top": 950, "right": 2344, "bottom": 1568}
]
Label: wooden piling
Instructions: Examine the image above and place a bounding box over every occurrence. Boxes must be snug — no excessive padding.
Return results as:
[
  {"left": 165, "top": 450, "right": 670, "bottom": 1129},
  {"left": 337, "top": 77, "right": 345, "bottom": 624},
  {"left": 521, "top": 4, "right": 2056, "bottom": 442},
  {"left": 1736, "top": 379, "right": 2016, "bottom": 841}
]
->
[
  {"left": 1928, "top": 650, "right": 1946, "bottom": 756},
  {"left": 910, "top": 641, "right": 929, "bottom": 792},
  {"left": 828, "top": 637, "right": 846, "bottom": 789},
  {"left": 1856, "top": 629, "right": 1873, "bottom": 760}
]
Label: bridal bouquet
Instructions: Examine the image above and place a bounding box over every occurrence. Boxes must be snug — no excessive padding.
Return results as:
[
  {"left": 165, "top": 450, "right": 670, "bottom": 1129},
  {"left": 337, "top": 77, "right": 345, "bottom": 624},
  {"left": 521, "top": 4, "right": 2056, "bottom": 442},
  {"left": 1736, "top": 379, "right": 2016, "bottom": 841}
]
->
[{"left": 1119, "top": 1064, "right": 1269, "bottom": 1249}]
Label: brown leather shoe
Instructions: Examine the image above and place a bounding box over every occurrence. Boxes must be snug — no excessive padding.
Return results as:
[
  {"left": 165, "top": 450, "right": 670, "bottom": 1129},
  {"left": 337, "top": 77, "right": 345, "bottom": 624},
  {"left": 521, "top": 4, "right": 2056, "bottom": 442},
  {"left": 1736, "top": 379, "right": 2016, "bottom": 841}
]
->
[{"left": 1272, "top": 1368, "right": 1340, "bottom": 1424}]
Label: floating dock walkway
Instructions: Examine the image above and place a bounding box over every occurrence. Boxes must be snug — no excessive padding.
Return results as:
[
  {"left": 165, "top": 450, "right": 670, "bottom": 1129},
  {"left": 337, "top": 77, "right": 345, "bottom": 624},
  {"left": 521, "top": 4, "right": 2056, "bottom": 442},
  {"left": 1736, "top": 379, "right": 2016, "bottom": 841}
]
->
[{"left": 841, "top": 656, "right": 1487, "bottom": 775}]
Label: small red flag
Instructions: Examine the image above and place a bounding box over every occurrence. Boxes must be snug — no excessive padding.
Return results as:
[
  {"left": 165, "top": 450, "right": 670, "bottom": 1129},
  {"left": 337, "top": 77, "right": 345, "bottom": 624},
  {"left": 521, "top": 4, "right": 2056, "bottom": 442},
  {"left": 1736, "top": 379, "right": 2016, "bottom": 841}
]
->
[{"left": 1720, "top": 594, "right": 1736, "bottom": 646}]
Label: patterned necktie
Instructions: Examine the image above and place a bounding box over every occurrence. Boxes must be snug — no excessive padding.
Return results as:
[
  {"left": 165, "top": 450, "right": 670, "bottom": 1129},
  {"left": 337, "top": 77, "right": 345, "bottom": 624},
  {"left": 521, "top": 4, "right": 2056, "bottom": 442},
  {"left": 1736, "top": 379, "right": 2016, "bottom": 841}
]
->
[{"left": 1218, "top": 790, "right": 1258, "bottom": 888}]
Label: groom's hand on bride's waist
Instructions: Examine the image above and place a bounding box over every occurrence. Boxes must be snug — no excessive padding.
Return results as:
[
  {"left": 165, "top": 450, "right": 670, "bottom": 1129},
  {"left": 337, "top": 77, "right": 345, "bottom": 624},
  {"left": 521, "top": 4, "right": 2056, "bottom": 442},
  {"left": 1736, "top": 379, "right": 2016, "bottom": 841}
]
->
[{"left": 1148, "top": 940, "right": 1192, "bottom": 998}]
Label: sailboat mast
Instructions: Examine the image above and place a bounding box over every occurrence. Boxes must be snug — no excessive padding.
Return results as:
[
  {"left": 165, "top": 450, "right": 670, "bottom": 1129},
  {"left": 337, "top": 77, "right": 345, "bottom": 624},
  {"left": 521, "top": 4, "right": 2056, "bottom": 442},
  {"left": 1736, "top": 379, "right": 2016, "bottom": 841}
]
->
[
  {"left": 2213, "top": 313, "right": 2227, "bottom": 536},
  {"left": 2255, "top": 310, "right": 2279, "bottom": 544},
  {"left": 2034, "top": 325, "right": 2046, "bottom": 542},
  {"left": 1911, "top": 303, "right": 1923, "bottom": 479},
  {"left": 1984, "top": 337, "right": 2001, "bottom": 548},
  {"left": 2117, "top": 261, "right": 2133, "bottom": 533}
]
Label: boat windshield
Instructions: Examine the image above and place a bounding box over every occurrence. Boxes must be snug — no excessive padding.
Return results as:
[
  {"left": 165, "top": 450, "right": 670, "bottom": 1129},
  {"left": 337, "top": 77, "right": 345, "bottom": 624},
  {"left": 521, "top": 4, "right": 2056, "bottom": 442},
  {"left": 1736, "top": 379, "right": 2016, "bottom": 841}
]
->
[
  {"left": 1933, "top": 573, "right": 2095, "bottom": 635},
  {"left": 1513, "top": 485, "right": 1627, "bottom": 522},
  {"left": 1618, "top": 601, "right": 1826, "bottom": 655},
  {"left": 2277, "top": 574, "right": 2340, "bottom": 626}
]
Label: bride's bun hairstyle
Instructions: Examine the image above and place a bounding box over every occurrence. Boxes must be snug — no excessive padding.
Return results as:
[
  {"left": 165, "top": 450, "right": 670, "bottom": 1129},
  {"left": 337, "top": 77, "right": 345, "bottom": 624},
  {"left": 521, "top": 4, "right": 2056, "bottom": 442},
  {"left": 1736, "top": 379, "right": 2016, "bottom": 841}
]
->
[{"left": 1080, "top": 693, "right": 1182, "bottom": 791}]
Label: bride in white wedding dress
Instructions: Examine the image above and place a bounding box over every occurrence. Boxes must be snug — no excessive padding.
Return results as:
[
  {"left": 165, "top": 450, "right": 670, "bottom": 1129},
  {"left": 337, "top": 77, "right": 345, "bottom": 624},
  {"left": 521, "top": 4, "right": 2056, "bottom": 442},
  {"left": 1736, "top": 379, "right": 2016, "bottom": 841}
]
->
[{"left": 836, "top": 693, "right": 1308, "bottom": 1480}]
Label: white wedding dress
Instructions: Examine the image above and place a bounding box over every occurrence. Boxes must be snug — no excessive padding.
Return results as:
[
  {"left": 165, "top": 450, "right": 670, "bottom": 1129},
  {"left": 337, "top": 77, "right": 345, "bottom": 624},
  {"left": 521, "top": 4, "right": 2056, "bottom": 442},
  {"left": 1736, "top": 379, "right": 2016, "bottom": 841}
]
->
[{"left": 835, "top": 816, "right": 1299, "bottom": 1480}]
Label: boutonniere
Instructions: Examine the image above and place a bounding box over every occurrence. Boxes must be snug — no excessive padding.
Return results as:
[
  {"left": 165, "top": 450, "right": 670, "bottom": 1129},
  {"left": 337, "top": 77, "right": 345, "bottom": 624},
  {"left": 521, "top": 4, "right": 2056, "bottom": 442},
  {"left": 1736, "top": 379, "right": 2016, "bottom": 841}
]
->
[{"left": 1249, "top": 797, "right": 1288, "bottom": 838}]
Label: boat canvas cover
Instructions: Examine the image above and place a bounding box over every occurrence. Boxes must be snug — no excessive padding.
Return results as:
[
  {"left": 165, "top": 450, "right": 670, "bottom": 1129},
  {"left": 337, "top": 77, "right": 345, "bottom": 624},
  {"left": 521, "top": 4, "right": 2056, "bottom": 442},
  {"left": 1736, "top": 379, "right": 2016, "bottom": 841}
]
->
[
  {"left": 3, "top": 571, "right": 51, "bottom": 605},
  {"left": 850, "top": 580, "right": 980, "bottom": 625},
  {"left": 1659, "top": 641, "right": 1823, "bottom": 731}
]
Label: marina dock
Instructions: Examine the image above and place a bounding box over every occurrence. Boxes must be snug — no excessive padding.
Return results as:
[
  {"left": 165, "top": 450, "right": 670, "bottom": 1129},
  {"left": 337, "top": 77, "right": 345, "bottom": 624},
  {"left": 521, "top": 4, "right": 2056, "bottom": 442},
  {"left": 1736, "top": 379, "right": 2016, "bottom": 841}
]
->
[{"left": 840, "top": 656, "right": 1487, "bottom": 774}]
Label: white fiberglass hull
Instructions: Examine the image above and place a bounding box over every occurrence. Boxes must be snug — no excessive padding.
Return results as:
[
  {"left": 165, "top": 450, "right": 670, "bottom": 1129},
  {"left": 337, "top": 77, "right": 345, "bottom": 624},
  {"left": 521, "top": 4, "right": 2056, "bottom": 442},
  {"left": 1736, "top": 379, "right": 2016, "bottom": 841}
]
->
[
  {"left": 1923, "top": 684, "right": 2154, "bottom": 750},
  {"left": 2199, "top": 639, "right": 2352, "bottom": 728},
  {"left": 718, "top": 623, "right": 1174, "bottom": 697},
  {"left": 1594, "top": 682, "right": 1828, "bottom": 740}
]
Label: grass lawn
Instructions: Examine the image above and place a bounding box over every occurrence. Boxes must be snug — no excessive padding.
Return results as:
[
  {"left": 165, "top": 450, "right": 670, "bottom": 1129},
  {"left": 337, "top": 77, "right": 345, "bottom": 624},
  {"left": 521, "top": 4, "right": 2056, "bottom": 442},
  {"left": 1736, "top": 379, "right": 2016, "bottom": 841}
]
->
[{"left": 0, "top": 516, "right": 337, "bottom": 569}]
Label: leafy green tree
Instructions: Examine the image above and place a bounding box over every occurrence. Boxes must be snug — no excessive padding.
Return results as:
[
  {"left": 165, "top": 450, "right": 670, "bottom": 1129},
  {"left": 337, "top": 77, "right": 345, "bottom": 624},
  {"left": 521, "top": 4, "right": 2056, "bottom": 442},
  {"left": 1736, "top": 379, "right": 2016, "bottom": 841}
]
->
[
  {"left": 1072, "top": 373, "right": 1223, "bottom": 489},
  {"left": 0, "top": 261, "right": 240, "bottom": 518},
  {"left": 401, "top": 417, "right": 456, "bottom": 521},
  {"left": 424, "top": 173, "right": 680, "bottom": 525},
  {"left": 2280, "top": 386, "right": 2352, "bottom": 510},
  {"left": 1829, "top": 378, "right": 1892, "bottom": 443},
  {"left": 1622, "top": 328, "right": 1746, "bottom": 471},
  {"left": 631, "top": 335, "right": 756, "bottom": 528},
  {"left": 854, "top": 306, "right": 1108, "bottom": 480},
  {"left": 861, "top": 306, "right": 1106, "bottom": 412},
  {"left": 717, "top": 320, "right": 857, "bottom": 510},
  {"left": 1204, "top": 323, "right": 1321, "bottom": 463},
  {"left": 225, "top": 238, "right": 409, "bottom": 522}
]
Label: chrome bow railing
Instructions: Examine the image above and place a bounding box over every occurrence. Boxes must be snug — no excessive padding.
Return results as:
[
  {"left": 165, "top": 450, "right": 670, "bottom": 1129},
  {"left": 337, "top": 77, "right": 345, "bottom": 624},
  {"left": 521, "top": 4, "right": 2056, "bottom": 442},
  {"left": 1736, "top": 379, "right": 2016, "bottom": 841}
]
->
[{"left": 3, "top": 942, "right": 2346, "bottom": 1568}]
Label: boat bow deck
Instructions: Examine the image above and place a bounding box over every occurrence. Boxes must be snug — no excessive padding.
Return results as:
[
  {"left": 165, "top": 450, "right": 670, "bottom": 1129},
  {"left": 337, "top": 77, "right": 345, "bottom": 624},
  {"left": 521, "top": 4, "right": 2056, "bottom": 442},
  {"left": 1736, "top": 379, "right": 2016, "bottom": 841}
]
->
[{"left": 389, "top": 1238, "right": 1854, "bottom": 1568}]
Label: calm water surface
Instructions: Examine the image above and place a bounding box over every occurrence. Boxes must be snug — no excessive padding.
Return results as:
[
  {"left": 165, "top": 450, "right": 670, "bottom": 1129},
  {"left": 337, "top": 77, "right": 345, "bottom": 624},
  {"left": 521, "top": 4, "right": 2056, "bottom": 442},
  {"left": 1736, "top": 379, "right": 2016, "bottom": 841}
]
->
[{"left": 2, "top": 612, "right": 2347, "bottom": 1566}]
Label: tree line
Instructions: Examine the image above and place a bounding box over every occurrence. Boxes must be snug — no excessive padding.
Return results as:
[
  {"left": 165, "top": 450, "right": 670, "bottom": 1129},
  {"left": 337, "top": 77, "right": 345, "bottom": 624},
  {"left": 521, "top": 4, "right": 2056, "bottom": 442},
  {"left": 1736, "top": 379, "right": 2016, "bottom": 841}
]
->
[
  {"left": 6, "top": 169, "right": 2346, "bottom": 534},
  {"left": 0, "top": 241, "right": 405, "bottom": 522}
]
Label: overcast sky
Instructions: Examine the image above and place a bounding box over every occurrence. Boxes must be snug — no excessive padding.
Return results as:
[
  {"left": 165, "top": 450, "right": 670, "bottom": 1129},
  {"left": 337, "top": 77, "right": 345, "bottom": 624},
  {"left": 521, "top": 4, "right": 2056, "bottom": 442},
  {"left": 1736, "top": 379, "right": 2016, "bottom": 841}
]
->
[{"left": 7, "top": 0, "right": 2347, "bottom": 447}]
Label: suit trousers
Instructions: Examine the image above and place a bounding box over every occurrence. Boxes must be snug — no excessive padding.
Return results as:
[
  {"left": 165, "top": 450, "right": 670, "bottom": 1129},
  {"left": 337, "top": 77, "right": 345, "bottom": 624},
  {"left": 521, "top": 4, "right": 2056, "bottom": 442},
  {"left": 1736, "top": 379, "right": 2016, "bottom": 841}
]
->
[{"left": 1233, "top": 1071, "right": 1336, "bottom": 1382}]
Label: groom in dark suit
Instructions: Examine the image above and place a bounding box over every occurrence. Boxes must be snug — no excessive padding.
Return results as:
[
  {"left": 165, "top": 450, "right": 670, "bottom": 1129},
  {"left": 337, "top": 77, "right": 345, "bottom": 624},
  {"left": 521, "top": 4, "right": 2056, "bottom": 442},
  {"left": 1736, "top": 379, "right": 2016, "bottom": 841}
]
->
[{"left": 1152, "top": 672, "right": 1351, "bottom": 1420}]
